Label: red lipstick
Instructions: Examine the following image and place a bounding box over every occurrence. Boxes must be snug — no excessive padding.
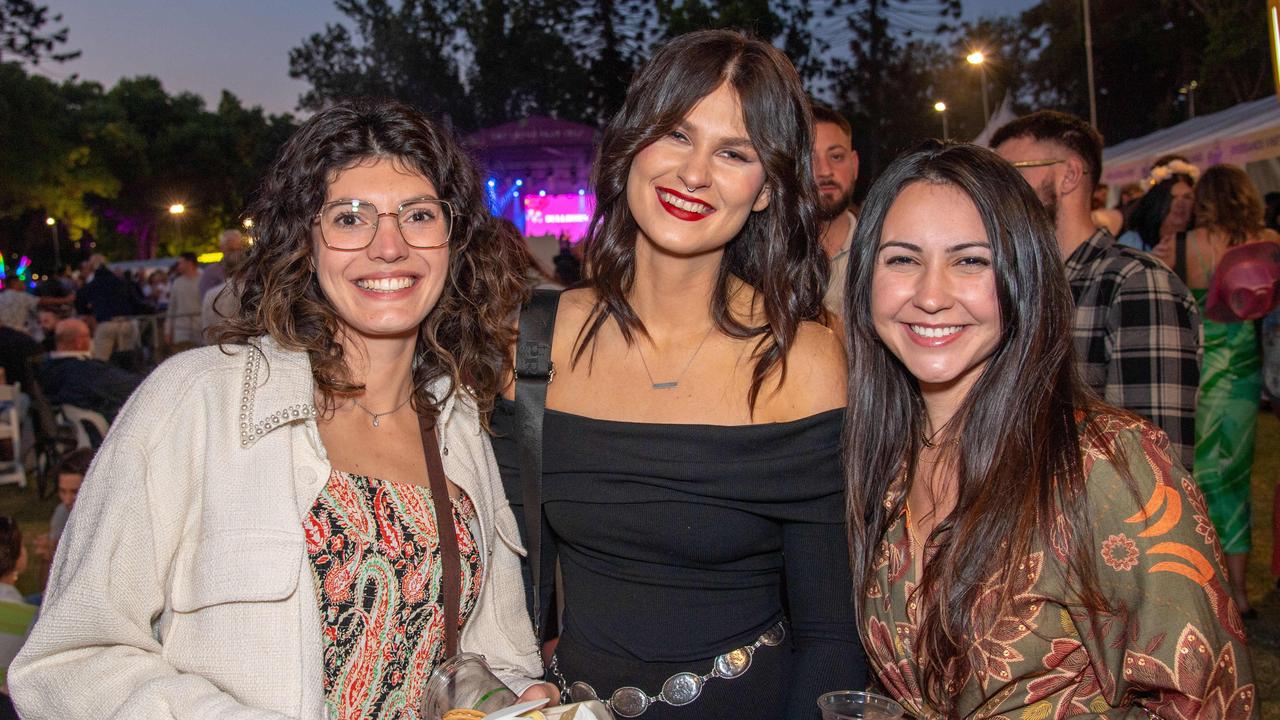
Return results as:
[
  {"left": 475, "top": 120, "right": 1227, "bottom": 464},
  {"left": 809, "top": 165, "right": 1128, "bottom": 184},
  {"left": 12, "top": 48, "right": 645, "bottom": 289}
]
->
[{"left": 656, "top": 187, "right": 714, "bottom": 221}]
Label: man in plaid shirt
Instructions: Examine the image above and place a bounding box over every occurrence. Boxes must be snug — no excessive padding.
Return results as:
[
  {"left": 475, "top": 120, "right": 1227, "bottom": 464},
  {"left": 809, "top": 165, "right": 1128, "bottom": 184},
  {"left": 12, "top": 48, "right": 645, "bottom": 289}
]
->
[{"left": 994, "top": 111, "right": 1200, "bottom": 471}]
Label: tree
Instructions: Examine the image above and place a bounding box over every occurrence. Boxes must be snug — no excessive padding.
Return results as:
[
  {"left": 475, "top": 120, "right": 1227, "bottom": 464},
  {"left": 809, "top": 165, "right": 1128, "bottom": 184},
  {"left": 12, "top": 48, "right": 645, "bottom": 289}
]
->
[
  {"left": 573, "top": 0, "right": 650, "bottom": 125},
  {"left": 828, "top": 0, "right": 961, "bottom": 197},
  {"left": 289, "top": 0, "right": 474, "bottom": 127},
  {"left": 0, "top": 63, "right": 297, "bottom": 267},
  {"left": 0, "top": 0, "right": 78, "bottom": 64},
  {"left": 464, "top": 0, "right": 591, "bottom": 128}
]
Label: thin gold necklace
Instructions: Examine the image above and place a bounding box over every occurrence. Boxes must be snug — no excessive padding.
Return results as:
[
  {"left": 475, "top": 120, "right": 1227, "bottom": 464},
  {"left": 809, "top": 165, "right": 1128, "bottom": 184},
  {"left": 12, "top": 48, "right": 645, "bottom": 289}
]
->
[{"left": 635, "top": 325, "right": 717, "bottom": 390}]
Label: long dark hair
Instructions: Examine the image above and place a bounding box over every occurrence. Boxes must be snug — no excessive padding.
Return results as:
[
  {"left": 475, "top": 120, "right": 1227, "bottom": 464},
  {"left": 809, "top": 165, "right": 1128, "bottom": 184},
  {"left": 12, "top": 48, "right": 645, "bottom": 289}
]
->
[
  {"left": 218, "top": 99, "right": 528, "bottom": 424},
  {"left": 578, "top": 29, "right": 825, "bottom": 408},
  {"left": 844, "top": 142, "right": 1116, "bottom": 709},
  {"left": 1125, "top": 175, "right": 1194, "bottom": 249}
]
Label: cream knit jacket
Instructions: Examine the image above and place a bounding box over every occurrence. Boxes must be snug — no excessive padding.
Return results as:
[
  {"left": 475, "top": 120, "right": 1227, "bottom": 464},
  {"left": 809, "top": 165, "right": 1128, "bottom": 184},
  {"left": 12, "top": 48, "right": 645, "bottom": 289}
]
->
[{"left": 11, "top": 338, "right": 542, "bottom": 719}]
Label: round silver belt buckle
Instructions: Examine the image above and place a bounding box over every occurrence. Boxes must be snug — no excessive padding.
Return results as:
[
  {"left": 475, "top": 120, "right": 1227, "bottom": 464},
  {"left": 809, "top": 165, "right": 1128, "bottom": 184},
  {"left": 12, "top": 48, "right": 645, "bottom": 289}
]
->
[
  {"left": 760, "top": 623, "right": 785, "bottom": 647},
  {"left": 714, "top": 647, "right": 753, "bottom": 678},
  {"left": 567, "top": 681, "right": 599, "bottom": 704},
  {"left": 660, "top": 672, "right": 704, "bottom": 706},
  {"left": 609, "top": 686, "right": 652, "bottom": 717}
]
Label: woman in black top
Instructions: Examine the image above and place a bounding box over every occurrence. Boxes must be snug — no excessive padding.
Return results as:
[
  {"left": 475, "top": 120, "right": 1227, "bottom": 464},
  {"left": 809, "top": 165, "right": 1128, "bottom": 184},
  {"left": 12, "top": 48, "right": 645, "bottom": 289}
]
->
[{"left": 494, "top": 29, "right": 866, "bottom": 719}]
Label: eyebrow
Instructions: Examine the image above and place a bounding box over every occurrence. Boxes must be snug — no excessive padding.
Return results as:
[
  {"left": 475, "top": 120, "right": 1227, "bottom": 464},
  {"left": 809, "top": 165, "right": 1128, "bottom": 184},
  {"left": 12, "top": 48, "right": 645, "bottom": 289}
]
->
[
  {"left": 878, "top": 240, "right": 991, "bottom": 253},
  {"left": 676, "top": 120, "right": 755, "bottom": 151}
]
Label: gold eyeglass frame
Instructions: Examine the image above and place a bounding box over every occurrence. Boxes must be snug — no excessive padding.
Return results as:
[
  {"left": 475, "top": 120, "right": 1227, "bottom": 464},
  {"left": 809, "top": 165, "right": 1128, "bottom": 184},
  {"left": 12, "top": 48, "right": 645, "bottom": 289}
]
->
[{"left": 313, "top": 196, "right": 453, "bottom": 250}]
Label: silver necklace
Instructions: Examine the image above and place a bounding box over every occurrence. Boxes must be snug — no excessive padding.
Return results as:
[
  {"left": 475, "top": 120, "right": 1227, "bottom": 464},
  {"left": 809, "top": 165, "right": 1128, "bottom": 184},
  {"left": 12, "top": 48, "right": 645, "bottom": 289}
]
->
[
  {"left": 635, "top": 325, "right": 716, "bottom": 390},
  {"left": 351, "top": 393, "right": 413, "bottom": 427}
]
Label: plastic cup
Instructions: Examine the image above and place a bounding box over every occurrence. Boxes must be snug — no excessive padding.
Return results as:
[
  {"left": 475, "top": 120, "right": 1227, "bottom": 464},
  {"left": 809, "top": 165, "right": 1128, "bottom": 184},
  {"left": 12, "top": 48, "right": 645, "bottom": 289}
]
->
[
  {"left": 817, "top": 691, "right": 906, "bottom": 720},
  {"left": 422, "top": 653, "right": 518, "bottom": 720}
]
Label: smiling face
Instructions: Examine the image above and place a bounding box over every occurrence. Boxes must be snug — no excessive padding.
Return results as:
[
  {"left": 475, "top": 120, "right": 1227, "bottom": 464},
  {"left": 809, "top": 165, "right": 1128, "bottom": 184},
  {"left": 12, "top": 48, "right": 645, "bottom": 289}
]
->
[
  {"left": 312, "top": 156, "right": 450, "bottom": 348},
  {"left": 871, "top": 181, "right": 1002, "bottom": 398},
  {"left": 625, "top": 82, "right": 771, "bottom": 260},
  {"left": 812, "top": 121, "right": 858, "bottom": 220}
]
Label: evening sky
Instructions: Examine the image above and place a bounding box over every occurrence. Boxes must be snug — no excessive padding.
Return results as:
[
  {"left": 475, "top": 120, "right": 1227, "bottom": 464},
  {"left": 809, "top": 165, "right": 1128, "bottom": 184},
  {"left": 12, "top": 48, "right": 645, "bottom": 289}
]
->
[{"left": 36, "top": 0, "right": 1034, "bottom": 117}]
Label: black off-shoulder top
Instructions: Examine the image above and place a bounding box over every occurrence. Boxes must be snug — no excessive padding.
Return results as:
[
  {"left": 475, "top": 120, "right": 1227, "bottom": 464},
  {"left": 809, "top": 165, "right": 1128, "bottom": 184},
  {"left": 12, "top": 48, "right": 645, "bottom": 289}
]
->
[{"left": 491, "top": 398, "right": 866, "bottom": 719}]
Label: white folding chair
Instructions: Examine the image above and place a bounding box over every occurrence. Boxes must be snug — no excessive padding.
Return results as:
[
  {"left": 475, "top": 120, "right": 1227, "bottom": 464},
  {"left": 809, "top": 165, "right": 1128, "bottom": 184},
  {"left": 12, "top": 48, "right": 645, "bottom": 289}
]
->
[
  {"left": 0, "top": 384, "right": 27, "bottom": 487},
  {"left": 60, "top": 405, "right": 108, "bottom": 450}
]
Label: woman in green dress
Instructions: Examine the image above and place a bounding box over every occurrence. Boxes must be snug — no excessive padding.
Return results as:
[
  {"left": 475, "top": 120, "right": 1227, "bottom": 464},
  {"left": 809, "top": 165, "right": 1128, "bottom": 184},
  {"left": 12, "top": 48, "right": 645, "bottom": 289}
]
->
[{"left": 1154, "top": 164, "right": 1280, "bottom": 618}]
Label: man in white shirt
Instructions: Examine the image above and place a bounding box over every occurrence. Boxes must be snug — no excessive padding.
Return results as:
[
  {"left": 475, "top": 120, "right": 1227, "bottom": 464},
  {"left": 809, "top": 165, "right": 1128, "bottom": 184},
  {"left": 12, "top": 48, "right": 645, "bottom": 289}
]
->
[
  {"left": 165, "top": 253, "right": 202, "bottom": 347},
  {"left": 810, "top": 104, "right": 859, "bottom": 323}
]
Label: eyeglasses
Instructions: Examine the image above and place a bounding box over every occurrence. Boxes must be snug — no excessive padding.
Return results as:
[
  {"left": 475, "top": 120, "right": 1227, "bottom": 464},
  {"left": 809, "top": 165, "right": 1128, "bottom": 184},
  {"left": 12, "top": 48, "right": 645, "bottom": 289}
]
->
[
  {"left": 1010, "top": 159, "right": 1064, "bottom": 169},
  {"left": 314, "top": 197, "right": 453, "bottom": 250}
]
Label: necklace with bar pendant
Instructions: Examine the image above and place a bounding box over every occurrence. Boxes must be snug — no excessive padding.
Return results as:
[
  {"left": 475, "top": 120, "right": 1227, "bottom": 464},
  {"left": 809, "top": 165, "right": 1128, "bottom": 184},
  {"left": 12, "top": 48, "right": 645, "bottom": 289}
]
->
[{"left": 636, "top": 325, "right": 716, "bottom": 390}]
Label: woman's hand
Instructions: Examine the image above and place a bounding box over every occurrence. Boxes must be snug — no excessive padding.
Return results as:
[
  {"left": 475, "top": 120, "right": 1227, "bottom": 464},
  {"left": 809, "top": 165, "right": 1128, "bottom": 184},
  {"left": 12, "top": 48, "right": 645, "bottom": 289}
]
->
[{"left": 517, "top": 682, "right": 560, "bottom": 707}]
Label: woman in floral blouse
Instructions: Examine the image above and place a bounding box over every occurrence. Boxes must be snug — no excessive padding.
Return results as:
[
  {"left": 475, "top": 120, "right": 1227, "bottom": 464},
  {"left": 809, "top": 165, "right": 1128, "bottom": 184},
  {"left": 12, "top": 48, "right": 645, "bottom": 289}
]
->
[{"left": 841, "top": 142, "right": 1255, "bottom": 719}]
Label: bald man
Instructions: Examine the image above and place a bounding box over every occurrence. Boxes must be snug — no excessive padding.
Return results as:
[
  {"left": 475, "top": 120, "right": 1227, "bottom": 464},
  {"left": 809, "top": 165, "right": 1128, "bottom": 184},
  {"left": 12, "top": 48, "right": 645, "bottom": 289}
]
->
[
  {"left": 37, "top": 318, "right": 142, "bottom": 422},
  {"left": 199, "top": 229, "right": 246, "bottom": 298}
]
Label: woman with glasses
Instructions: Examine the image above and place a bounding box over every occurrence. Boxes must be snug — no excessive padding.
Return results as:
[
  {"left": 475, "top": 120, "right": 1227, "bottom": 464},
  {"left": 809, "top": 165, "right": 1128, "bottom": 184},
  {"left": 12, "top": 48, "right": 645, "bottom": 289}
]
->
[
  {"left": 493, "top": 30, "right": 865, "bottom": 719},
  {"left": 11, "top": 99, "right": 555, "bottom": 718},
  {"left": 845, "top": 142, "right": 1252, "bottom": 717}
]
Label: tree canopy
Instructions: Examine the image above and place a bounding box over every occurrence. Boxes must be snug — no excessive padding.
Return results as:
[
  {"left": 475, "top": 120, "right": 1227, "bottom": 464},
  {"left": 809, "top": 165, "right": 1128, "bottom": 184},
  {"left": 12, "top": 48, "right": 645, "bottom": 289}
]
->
[
  {"left": 0, "top": 64, "right": 297, "bottom": 270},
  {"left": 3, "top": 0, "right": 1269, "bottom": 267}
]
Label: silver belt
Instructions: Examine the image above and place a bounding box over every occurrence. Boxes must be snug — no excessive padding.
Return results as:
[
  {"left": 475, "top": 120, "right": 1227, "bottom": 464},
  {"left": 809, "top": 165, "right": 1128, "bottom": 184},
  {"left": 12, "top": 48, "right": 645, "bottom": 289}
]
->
[{"left": 556, "top": 621, "right": 785, "bottom": 717}]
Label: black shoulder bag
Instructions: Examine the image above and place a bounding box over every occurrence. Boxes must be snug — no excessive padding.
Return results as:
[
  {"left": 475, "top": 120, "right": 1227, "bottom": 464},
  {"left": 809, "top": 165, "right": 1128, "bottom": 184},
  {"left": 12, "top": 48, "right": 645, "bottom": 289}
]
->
[{"left": 514, "top": 289, "right": 561, "bottom": 641}]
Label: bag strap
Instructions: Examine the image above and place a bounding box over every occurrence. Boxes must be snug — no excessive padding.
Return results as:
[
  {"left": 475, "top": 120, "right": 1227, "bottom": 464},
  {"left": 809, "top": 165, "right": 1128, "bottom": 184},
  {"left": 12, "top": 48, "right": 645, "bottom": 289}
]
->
[
  {"left": 1174, "top": 231, "right": 1188, "bottom": 281},
  {"left": 515, "top": 289, "right": 561, "bottom": 639},
  {"left": 420, "top": 413, "right": 461, "bottom": 658}
]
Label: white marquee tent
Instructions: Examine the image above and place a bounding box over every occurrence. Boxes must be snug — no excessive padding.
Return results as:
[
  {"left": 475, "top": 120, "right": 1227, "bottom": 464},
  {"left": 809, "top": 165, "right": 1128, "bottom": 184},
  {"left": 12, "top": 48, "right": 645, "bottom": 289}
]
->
[{"left": 1101, "top": 96, "right": 1280, "bottom": 196}]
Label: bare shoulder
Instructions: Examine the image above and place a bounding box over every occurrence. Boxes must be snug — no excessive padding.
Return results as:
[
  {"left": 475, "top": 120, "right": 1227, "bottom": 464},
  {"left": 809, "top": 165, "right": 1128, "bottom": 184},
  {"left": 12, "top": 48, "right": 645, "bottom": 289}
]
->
[
  {"left": 756, "top": 320, "right": 846, "bottom": 421},
  {"left": 556, "top": 287, "right": 597, "bottom": 323}
]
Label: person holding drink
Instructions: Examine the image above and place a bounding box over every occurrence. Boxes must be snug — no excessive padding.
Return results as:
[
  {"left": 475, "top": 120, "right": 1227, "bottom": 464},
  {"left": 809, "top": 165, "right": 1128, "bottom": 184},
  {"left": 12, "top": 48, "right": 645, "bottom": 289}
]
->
[
  {"left": 10, "top": 99, "right": 554, "bottom": 719},
  {"left": 843, "top": 142, "right": 1255, "bottom": 717}
]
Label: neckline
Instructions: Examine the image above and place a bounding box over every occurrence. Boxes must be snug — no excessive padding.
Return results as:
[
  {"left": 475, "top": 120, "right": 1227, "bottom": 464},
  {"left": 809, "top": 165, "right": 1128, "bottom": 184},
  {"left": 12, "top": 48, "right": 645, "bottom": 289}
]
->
[{"left": 541, "top": 404, "right": 843, "bottom": 429}]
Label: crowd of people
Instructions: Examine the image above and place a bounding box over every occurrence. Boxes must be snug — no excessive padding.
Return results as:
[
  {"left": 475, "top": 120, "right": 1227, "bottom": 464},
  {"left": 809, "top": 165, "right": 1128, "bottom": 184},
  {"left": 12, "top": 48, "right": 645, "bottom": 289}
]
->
[{"left": 0, "top": 26, "right": 1274, "bottom": 720}]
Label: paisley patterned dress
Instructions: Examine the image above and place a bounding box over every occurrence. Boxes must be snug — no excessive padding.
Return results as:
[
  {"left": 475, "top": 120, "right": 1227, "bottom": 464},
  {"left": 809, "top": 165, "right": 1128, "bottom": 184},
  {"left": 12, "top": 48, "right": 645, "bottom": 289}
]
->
[
  {"left": 861, "top": 414, "right": 1257, "bottom": 719},
  {"left": 306, "top": 469, "right": 484, "bottom": 720}
]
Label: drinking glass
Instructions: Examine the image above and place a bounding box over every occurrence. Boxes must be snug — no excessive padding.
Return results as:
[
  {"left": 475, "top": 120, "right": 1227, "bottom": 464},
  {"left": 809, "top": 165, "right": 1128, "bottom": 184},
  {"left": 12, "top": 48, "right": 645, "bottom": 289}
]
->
[
  {"left": 817, "top": 691, "right": 906, "bottom": 720},
  {"left": 422, "top": 653, "right": 518, "bottom": 719}
]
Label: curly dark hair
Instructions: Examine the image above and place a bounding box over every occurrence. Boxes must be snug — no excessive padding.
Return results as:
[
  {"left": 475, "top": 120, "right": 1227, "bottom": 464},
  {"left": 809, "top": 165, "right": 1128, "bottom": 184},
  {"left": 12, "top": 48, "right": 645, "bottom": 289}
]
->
[
  {"left": 217, "top": 98, "right": 529, "bottom": 424},
  {"left": 578, "top": 29, "right": 825, "bottom": 409}
]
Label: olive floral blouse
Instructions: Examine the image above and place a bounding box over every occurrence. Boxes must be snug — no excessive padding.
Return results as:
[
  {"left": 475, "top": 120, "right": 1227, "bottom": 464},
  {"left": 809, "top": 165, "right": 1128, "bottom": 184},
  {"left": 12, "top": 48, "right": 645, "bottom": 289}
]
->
[{"left": 861, "top": 414, "right": 1257, "bottom": 719}]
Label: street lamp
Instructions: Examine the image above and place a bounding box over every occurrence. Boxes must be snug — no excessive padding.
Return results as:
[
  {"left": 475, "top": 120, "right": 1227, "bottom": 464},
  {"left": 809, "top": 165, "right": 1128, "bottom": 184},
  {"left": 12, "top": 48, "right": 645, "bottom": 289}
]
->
[
  {"left": 966, "top": 50, "right": 990, "bottom": 126},
  {"left": 933, "top": 101, "right": 949, "bottom": 139},
  {"left": 45, "top": 217, "right": 61, "bottom": 272},
  {"left": 169, "top": 202, "right": 187, "bottom": 247}
]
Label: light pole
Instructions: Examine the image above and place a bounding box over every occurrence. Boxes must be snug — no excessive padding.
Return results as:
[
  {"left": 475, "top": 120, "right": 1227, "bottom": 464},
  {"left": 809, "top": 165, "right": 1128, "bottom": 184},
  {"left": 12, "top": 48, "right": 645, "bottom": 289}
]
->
[
  {"left": 934, "top": 101, "right": 949, "bottom": 139},
  {"left": 169, "top": 203, "right": 187, "bottom": 247},
  {"left": 45, "top": 216, "right": 61, "bottom": 272},
  {"left": 966, "top": 51, "right": 990, "bottom": 126},
  {"left": 1179, "top": 80, "right": 1199, "bottom": 119},
  {"left": 1082, "top": 0, "right": 1098, "bottom": 128}
]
